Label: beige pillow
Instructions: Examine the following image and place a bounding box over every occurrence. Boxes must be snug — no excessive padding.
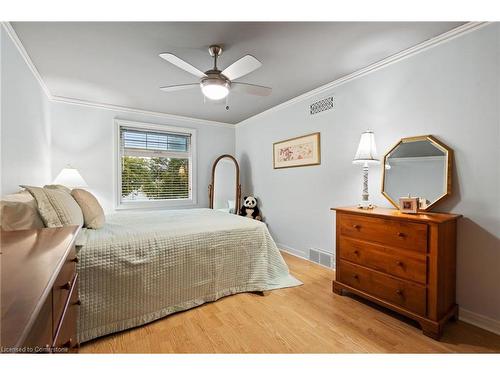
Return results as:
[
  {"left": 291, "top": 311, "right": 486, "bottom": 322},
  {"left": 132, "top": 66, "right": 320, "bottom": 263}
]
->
[
  {"left": 22, "top": 185, "right": 84, "bottom": 228},
  {"left": 71, "top": 189, "right": 105, "bottom": 229},
  {"left": 0, "top": 191, "right": 45, "bottom": 231},
  {"left": 44, "top": 184, "right": 72, "bottom": 194}
]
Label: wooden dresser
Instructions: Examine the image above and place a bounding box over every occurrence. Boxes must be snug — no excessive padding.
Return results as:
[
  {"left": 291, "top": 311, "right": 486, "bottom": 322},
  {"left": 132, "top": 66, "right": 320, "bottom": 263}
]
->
[
  {"left": 1, "top": 226, "right": 80, "bottom": 353},
  {"left": 332, "top": 206, "right": 461, "bottom": 339}
]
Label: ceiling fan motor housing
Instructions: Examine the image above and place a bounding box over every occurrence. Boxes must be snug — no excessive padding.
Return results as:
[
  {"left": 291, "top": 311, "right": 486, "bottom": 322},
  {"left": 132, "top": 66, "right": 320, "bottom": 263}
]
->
[
  {"left": 200, "top": 71, "right": 231, "bottom": 100},
  {"left": 201, "top": 71, "right": 231, "bottom": 85}
]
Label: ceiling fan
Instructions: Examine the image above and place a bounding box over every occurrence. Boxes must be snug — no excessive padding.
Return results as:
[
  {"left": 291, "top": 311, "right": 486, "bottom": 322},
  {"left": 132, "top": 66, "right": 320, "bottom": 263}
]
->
[{"left": 159, "top": 45, "right": 272, "bottom": 101}]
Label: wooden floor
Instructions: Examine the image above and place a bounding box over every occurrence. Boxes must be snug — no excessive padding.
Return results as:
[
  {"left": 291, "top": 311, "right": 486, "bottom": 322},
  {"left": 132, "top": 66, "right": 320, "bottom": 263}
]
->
[{"left": 80, "top": 252, "right": 500, "bottom": 353}]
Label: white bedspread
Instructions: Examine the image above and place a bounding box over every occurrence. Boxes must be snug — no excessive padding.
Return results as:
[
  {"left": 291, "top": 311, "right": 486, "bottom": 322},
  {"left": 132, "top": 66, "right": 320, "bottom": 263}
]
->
[{"left": 76, "top": 209, "right": 301, "bottom": 343}]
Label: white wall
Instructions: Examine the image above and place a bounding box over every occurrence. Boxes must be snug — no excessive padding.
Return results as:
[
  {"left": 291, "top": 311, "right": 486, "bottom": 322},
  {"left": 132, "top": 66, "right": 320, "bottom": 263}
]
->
[
  {"left": 1, "top": 26, "right": 51, "bottom": 195},
  {"left": 236, "top": 24, "right": 500, "bottom": 322},
  {"left": 50, "top": 101, "right": 235, "bottom": 212}
]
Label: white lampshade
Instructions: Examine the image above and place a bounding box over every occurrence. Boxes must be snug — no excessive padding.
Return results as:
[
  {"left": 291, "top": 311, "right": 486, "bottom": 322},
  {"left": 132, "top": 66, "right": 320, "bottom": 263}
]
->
[
  {"left": 353, "top": 130, "right": 380, "bottom": 165},
  {"left": 53, "top": 166, "right": 88, "bottom": 188}
]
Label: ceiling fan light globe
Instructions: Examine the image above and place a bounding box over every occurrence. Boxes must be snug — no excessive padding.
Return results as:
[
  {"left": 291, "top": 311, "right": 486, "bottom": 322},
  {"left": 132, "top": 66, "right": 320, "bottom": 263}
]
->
[{"left": 200, "top": 79, "right": 230, "bottom": 100}]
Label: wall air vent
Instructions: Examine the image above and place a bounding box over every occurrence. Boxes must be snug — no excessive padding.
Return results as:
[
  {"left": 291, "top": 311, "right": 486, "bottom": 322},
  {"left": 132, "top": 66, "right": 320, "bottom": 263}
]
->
[
  {"left": 308, "top": 248, "right": 333, "bottom": 268},
  {"left": 310, "top": 96, "right": 334, "bottom": 115}
]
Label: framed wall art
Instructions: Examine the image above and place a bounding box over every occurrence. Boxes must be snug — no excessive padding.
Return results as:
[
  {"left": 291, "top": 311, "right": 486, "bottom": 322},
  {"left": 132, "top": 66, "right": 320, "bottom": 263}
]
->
[{"left": 273, "top": 132, "right": 321, "bottom": 169}]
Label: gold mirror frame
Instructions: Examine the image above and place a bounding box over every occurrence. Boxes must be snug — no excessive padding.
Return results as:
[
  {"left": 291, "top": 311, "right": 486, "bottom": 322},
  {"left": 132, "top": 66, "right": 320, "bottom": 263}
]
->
[
  {"left": 381, "top": 135, "right": 453, "bottom": 211},
  {"left": 208, "top": 154, "right": 241, "bottom": 215}
]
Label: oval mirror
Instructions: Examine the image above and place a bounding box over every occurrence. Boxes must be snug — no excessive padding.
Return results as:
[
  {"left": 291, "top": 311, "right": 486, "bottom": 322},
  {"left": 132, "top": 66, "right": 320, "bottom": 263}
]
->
[
  {"left": 209, "top": 155, "right": 241, "bottom": 214},
  {"left": 382, "top": 135, "right": 452, "bottom": 211}
]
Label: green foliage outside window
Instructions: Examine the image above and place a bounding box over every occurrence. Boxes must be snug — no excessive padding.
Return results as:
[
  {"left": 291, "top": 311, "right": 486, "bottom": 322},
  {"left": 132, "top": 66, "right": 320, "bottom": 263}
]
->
[{"left": 121, "top": 156, "right": 189, "bottom": 200}]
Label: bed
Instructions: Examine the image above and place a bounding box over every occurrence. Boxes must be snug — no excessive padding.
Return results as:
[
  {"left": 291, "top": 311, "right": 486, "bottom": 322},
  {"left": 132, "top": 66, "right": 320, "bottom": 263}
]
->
[{"left": 75, "top": 208, "right": 301, "bottom": 343}]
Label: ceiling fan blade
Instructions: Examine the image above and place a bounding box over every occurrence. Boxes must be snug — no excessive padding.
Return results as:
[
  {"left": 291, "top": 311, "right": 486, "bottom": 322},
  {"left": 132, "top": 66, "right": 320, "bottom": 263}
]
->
[
  {"left": 159, "top": 53, "right": 207, "bottom": 78},
  {"left": 221, "top": 55, "right": 262, "bottom": 81},
  {"left": 160, "top": 83, "right": 200, "bottom": 92},
  {"left": 231, "top": 82, "right": 272, "bottom": 97}
]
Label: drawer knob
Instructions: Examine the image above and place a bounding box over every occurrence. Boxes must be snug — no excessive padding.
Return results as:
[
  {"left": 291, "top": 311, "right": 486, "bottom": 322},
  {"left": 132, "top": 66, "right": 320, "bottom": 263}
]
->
[
  {"left": 353, "top": 224, "right": 361, "bottom": 229},
  {"left": 396, "top": 289, "right": 404, "bottom": 296},
  {"left": 396, "top": 260, "right": 404, "bottom": 267},
  {"left": 397, "top": 232, "right": 406, "bottom": 238},
  {"left": 353, "top": 250, "right": 360, "bottom": 255},
  {"left": 71, "top": 257, "right": 79, "bottom": 263},
  {"left": 62, "top": 281, "right": 72, "bottom": 290},
  {"left": 352, "top": 274, "right": 359, "bottom": 280}
]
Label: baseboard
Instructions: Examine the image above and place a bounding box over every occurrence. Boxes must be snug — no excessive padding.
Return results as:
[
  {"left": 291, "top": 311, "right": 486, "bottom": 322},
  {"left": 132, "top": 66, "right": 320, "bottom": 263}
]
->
[
  {"left": 278, "top": 243, "right": 335, "bottom": 270},
  {"left": 459, "top": 308, "right": 500, "bottom": 336},
  {"left": 277, "top": 243, "right": 307, "bottom": 259}
]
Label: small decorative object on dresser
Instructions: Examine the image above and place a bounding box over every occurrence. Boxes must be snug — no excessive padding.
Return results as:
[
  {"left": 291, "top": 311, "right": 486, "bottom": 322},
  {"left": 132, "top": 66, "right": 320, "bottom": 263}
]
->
[
  {"left": 399, "top": 196, "right": 419, "bottom": 214},
  {"left": 332, "top": 206, "right": 461, "bottom": 339},
  {"left": 352, "top": 130, "right": 379, "bottom": 209},
  {"left": 1, "top": 226, "right": 81, "bottom": 353}
]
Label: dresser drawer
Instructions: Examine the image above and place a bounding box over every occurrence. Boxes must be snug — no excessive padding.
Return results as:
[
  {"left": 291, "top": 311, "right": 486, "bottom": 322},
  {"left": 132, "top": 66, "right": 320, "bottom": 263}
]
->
[
  {"left": 339, "top": 213, "right": 428, "bottom": 252},
  {"left": 338, "top": 260, "right": 426, "bottom": 315},
  {"left": 338, "top": 237, "right": 427, "bottom": 284},
  {"left": 23, "top": 295, "right": 53, "bottom": 352},
  {"left": 52, "top": 246, "right": 77, "bottom": 335},
  {"left": 53, "top": 273, "right": 79, "bottom": 352}
]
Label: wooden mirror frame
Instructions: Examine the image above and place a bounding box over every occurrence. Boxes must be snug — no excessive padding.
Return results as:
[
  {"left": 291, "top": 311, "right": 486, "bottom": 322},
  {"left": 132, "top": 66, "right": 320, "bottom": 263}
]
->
[
  {"left": 381, "top": 135, "right": 453, "bottom": 211},
  {"left": 208, "top": 154, "right": 241, "bottom": 214}
]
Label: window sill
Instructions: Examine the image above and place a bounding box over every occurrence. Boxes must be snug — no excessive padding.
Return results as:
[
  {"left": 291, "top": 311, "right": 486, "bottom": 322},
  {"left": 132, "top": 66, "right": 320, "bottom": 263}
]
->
[{"left": 115, "top": 198, "right": 197, "bottom": 211}]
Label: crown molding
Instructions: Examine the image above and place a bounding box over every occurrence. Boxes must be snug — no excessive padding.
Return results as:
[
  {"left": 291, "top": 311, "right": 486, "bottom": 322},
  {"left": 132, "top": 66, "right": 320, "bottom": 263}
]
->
[
  {"left": 50, "top": 95, "right": 235, "bottom": 129},
  {"left": 236, "top": 21, "right": 490, "bottom": 128},
  {"left": 3, "top": 21, "right": 490, "bottom": 130},
  {"left": 2, "top": 21, "right": 234, "bottom": 129},
  {"left": 1, "top": 22, "right": 53, "bottom": 99}
]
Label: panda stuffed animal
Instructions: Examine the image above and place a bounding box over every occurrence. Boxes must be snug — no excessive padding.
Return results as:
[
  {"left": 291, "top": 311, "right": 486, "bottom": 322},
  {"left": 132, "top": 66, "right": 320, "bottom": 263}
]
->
[{"left": 239, "top": 196, "right": 262, "bottom": 221}]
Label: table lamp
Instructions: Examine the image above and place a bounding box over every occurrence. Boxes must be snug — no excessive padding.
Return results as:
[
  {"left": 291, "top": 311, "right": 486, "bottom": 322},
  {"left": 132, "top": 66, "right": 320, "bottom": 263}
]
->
[
  {"left": 352, "top": 130, "right": 379, "bottom": 209},
  {"left": 53, "top": 165, "right": 88, "bottom": 188}
]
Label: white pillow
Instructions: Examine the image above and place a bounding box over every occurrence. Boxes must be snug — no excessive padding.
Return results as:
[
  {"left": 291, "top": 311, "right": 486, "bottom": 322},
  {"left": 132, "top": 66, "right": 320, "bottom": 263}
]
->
[{"left": 0, "top": 191, "right": 45, "bottom": 230}]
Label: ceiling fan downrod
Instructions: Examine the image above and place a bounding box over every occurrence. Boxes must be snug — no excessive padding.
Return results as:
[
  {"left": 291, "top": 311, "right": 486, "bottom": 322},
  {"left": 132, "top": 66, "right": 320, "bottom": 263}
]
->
[{"left": 208, "top": 45, "right": 223, "bottom": 71}]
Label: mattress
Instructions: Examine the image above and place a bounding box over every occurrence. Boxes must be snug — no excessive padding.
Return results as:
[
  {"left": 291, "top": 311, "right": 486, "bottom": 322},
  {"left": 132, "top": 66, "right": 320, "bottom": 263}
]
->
[{"left": 76, "top": 208, "right": 301, "bottom": 343}]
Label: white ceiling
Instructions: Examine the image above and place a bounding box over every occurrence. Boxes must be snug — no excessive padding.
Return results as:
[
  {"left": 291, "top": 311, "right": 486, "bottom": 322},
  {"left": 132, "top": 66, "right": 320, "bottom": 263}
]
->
[{"left": 12, "top": 22, "right": 464, "bottom": 124}]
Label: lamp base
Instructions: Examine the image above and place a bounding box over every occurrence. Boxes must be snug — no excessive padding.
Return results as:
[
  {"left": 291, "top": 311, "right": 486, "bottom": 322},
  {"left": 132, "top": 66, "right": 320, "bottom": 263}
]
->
[{"left": 357, "top": 164, "right": 375, "bottom": 209}]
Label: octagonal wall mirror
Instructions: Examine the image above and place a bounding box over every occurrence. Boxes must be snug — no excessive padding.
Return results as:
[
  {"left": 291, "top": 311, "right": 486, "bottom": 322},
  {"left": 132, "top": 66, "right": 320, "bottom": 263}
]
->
[{"left": 381, "top": 135, "right": 453, "bottom": 211}]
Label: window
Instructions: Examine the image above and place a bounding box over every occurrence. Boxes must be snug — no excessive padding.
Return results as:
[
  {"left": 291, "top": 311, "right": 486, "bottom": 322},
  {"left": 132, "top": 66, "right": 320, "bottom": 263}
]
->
[{"left": 115, "top": 120, "right": 196, "bottom": 209}]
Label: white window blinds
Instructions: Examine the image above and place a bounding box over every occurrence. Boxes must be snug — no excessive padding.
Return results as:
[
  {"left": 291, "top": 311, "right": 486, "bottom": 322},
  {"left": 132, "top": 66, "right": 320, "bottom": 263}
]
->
[{"left": 119, "top": 126, "right": 192, "bottom": 202}]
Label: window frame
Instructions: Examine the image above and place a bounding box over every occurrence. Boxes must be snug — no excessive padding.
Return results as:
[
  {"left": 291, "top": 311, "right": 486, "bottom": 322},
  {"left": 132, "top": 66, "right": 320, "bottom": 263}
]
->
[{"left": 114, "top": 119, "right": 197, "bottom": 210}]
